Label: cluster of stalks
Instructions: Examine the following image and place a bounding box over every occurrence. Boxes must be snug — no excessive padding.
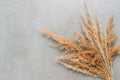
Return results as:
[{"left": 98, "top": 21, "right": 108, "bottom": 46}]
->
[{"left": 40, "top": 4, "right": 120, "bottom": 80}]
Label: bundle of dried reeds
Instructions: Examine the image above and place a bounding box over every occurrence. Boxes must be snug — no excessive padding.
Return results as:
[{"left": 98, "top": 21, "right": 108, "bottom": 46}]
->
[{"left": 40, "top": 4, "right": 120, "bottom": 80}]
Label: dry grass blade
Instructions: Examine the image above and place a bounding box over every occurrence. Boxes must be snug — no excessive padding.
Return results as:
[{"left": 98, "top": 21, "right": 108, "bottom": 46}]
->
[{"left": 40, "top": 4, "right": 120, "bottom": 80}]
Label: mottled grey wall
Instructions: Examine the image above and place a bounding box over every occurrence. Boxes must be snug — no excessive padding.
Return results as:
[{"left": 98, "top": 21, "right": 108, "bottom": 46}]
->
[{"left": 0, "top": 0, "right": 120, "bottom": 80}]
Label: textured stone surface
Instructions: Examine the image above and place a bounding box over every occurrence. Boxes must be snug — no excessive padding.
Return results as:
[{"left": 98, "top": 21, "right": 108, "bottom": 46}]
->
[{"left": 0, "top": 0, "right": 120, "bottom": 80}]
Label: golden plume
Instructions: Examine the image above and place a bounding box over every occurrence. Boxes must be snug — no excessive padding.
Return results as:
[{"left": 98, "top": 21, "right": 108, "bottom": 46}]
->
[{"left": 40, "top": 4, "right": 120, "bottom": 80}]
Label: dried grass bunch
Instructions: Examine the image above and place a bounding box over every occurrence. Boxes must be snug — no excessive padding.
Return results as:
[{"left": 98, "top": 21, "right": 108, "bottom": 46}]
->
[{"left": 40, "top": 4, "right": 120, "bottom": 80}]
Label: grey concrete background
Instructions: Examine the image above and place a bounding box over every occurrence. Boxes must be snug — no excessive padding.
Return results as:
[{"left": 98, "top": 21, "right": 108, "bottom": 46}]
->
[{"left": 0, "top": 0, "right": 120, "bottom": 80}]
